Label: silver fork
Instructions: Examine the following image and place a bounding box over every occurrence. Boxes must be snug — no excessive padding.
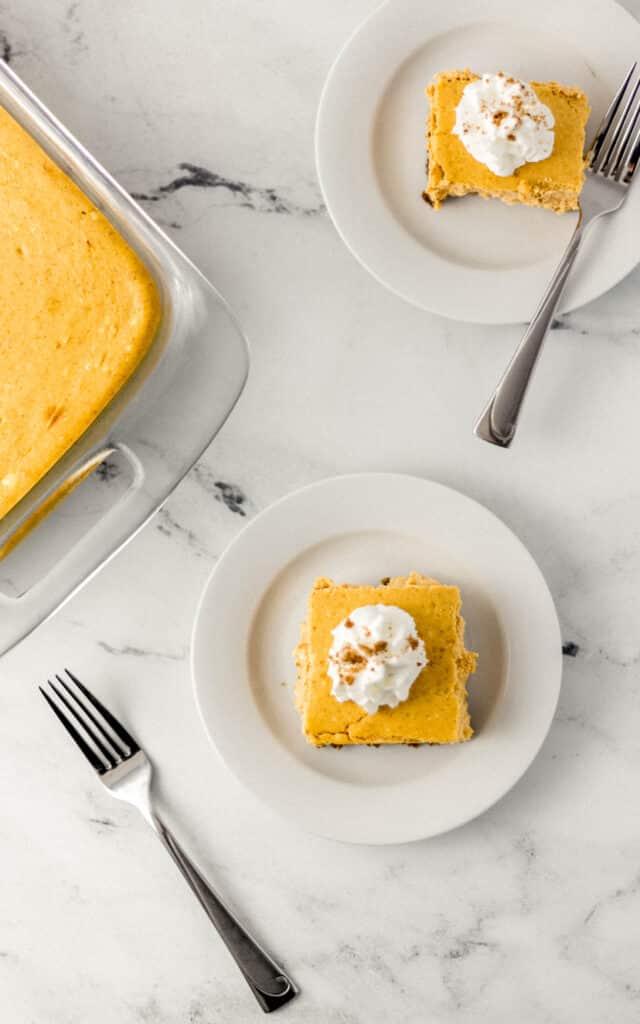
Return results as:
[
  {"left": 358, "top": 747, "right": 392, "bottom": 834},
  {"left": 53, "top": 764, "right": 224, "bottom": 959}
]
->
[
  {"left": 40, "top": 669, "right": 297, "bottom": 1014},
  {"left": 475, "top": 62, "right": 640, "bottom": 447}
]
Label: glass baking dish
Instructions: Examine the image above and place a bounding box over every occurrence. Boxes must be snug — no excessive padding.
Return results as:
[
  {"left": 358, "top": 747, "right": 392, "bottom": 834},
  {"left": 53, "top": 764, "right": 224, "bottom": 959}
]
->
[{"left": 0, "top": 61, "right": 249, "bottom": 655}]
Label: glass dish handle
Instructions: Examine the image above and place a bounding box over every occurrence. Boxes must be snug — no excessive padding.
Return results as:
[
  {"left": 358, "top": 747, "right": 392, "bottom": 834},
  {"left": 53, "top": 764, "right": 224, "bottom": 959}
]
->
[{"left": 0, "top": 441, "right": 157, "bottom": 655}]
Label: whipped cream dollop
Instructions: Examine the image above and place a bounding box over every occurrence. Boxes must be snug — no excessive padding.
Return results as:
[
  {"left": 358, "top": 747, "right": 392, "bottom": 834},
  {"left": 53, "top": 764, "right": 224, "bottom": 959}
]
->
[
  {"left": 452, "top": 72, "right": 555, "bottom": 177},
  {"left": 328, "top": 605, "right": 428, "bottom": 715}
]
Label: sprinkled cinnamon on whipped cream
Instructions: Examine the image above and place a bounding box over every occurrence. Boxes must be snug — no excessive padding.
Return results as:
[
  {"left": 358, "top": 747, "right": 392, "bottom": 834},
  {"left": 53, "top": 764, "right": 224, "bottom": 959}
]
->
[
  {"left": 453, "top": 72, "right": 555, "bottom": 176},
  {"left": 327, "top": 605, "right": 427, "bottom": 715}
]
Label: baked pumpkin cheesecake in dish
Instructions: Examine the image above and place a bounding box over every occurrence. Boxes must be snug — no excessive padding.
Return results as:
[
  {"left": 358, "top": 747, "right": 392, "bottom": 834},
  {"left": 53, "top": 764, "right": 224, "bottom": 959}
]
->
[
  {"left": 424, "top": 70, "right": 590, "bottom": 212},
  {"left": 0, "top": 106, "right": 160, "bottom": 522},
  {"left": 294, "top": 572, "right": 477, "bottom": 747}
]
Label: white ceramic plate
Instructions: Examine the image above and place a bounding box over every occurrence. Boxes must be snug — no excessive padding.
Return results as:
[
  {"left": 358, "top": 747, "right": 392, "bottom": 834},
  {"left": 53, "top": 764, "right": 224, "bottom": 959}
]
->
[
  {"left": 315, "top": 0, "right": 640, "bottom": 323},
  {"left": 192, "top": 474, "right": 562, "bottom": 845}
]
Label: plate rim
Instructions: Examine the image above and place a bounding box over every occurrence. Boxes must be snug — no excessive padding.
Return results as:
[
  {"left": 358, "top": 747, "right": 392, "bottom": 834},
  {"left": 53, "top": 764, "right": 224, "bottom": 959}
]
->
[
  {"left": 191, "top": 472, "right": 563, "bottom": 845},
  {"left": 315, "top": 0, "right": 640, "bottom": 324}
]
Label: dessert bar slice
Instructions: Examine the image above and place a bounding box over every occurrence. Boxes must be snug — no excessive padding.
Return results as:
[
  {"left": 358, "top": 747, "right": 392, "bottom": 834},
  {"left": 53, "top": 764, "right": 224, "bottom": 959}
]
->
[
  {"left": 294, "top": 572, "right": 477, "bottom": 747},
  {"left": 424, "top": 69, "right": 590, "bottom": 212}
]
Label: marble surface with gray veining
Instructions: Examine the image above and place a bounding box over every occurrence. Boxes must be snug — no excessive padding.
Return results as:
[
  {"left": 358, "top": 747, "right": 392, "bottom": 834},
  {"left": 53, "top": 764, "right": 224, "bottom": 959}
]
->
[{"left": 2, "top": 2, "right": 640, "bottom": 1021}]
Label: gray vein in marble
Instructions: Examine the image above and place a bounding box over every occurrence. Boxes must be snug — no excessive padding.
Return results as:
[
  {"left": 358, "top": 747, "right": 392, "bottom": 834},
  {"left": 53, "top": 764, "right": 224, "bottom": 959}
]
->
[
  {"left": 155, "top": 506, "right": 211, "bottom": 558},
  {"left": 401, "top": 943, "right": 421, "bottom": 962},
  {"left": 583, "top": 872, "right": 640, "bottom": 927},
  {"left": 0, "top": 25, "right": 29, "bottom": 66},
  {"left": 594, "top": 644, "right": 640, "bottom": 669},
  {"left": 445, "top": 939, "right": 494, "bottom": 960},
  {"left": 293, "top": 890, "right": 340, "bottom": 926},
  {"left": 0, "top": 29, "right": 12, "bottom": 63},
  {"left": 559, "top": 871, "right": 640, "bottom": 1007},
  {"left": 334, "top": 942, "right": 407, "bottom": 996},
  {"left": 132, "top": 163, "right": 325, "bottom": 216},
  {"left": 562, "top": 642, "right": 580, "bottom": 657},
  {"left": 133, "top": 986, "right": 257, "bottom": 1024},
  {"left": 558, "top": 617, "right": 638, "bottom": 668},
  {"left": 514, "top": 830, "right": 536, "bottom": 866},
  {"left": 88, "top": 815, "right": 117, "bottom": 830},
  {"left": 382, "top": 860, "right": 408, "bottom": 882},
  {"left": 63, "top": 1, "right": 87, "bottom": 55},
  {"left": 554, "top": 707, "right": 616, "bottom": 750},
  {"left": 134, "top": 996, "right": 163, "bottom": 1023},
  {"left": 551, "top": 315, "right": 589, "bottom": 336},
  {"left": 0, "top": 25, "right": 29, "bottom": 67},
  {"left": 191, "top": 464, "right": 256, "bottom": 517},
  {"left": 431, "top": 912, "right": 503, "bottom": 1011},
  {"left": 550, "top": 299, "right": 640, "bottom": 342},
  {"left": 94, "top": 459, "right": 121, "bottom": 482},
  {"left": 213, "top": 481, "right": 248, "bottom": 516},
  {"left": 97, "top": 640, "right": 184, "bottom": 661}
]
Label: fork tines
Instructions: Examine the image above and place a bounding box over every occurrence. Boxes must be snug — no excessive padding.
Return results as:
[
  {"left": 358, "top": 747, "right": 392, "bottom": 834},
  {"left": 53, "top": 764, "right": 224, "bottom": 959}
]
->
[
  {"left": 590, "top": 61, "right": 640, "bottom": 182},
  {"left": 40, "top": 669, "right": 139, "bottom": 774}
]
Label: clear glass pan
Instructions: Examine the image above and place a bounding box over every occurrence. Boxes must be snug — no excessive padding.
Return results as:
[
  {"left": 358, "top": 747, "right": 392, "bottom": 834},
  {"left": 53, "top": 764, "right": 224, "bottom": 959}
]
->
[{"left": 0, "top": 61, "right": 249, "bottom": 655}]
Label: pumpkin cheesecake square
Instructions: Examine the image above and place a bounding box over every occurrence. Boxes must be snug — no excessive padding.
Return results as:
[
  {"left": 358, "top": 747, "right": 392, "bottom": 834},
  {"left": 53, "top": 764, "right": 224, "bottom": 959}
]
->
[
  {"left": 294, "top": 573, "right": 477, "bottom": 747},
  {"left": 424, "top": 69, "right": 590, "bottom": 212}
]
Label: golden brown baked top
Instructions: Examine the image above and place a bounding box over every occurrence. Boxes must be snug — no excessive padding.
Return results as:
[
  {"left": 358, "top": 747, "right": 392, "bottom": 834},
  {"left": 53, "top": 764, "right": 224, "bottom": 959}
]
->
[
  {"left": 425, "top": 70, "right": 590, "bottom": 212},
  {"left": 0, "top": 106, "right": 160, "bottom": 521},
  {"left": 294, "top": 572, "right": 477, "bottom": 746}
]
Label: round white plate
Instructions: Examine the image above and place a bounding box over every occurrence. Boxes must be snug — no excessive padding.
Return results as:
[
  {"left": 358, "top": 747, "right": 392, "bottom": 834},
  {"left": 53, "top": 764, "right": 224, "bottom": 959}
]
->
[
  {"left": 192, "top": 474, "right": 562, "bottom": 845},
  {"left": 315, "top": 0, "right": 640, "bottom": 323}
]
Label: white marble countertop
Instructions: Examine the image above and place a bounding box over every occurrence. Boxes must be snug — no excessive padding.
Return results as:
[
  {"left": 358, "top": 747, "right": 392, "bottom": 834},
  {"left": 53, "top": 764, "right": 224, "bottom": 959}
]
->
[{"left": 3, "top": 2, "right": 640, "bottom": 1021}]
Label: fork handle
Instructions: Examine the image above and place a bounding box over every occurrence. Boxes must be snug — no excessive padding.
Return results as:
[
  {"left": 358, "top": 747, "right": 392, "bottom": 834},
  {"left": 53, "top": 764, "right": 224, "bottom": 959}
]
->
[
  {"left": 474, "top": 221, "right": 585, "bottom": 447},
  {"left": 150, "top": 813, "right": 296, "bottom": 1013}
]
